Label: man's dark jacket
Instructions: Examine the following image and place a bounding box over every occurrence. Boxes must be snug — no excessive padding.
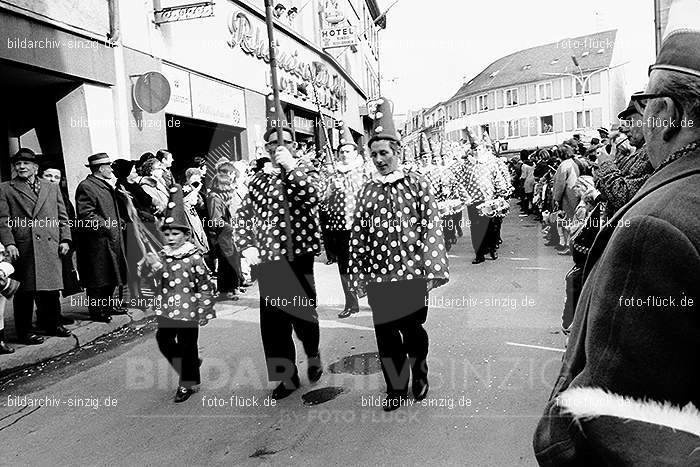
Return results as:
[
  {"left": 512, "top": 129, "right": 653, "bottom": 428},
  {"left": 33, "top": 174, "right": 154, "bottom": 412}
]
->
[{"left": 533, "top": 148, "right": 700, "bottom": 465}]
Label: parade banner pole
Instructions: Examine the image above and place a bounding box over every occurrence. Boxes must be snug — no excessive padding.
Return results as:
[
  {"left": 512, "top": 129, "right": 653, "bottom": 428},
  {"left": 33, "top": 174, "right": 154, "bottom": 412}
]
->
[
  {"left": 263, "top": 0, "right": 294, "bottom": 262},
  {"left": 309, "top": 76, "right": 337, "bottom": 171}
]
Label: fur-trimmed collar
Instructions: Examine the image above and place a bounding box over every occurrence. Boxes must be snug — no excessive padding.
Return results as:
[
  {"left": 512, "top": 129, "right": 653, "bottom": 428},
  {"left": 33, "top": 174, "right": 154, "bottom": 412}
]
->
[{"left": 558, "top": 387, "right": 700, "bottom": 437}]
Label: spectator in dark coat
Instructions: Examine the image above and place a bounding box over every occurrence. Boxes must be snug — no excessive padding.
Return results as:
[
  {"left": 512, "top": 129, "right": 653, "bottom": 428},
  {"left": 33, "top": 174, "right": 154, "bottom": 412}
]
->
[
  {"left": 0, "top": 149, "right": 72, "bottom": 344},
  {"left": 75, "top": 153, "right": 128, "bottom": 323}
]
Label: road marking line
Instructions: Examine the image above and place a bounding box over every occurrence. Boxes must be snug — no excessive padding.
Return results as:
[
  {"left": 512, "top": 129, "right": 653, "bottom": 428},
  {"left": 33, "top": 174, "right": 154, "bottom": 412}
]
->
[
  {"left": 515, "top": 267, "right": 557, "bottom": 271},
  {"left": 505, "top": 342, "right": 565, "bottom": 353},
  {"left": 506, "top": 258, "right": 530, "bottom": 261}
]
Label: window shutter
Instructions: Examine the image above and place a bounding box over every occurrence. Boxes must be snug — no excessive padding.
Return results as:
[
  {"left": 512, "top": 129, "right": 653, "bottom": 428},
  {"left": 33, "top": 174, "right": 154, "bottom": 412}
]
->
[
  {"left": 497, "top": 121, "right": 506, "bottom": 139},
  {"left": 518, "top": 85, "right": 526, "bottom": 105},
  {"left": 489, "top": 122, "right": 497, "bottom": 138},
  {"left": 529, "top": 116, "right": 538, "bottom": 136},
  {"left": 487, "top": 92, "right": 495, "bottom": 110},
  {"left": 552, "top": 79, "right": 562, "bottom": 100},
  {"left": 519, "top": 118, "right": 528, "bottom": 137},
  {"left": 590, "top": 73, "right": 601, "bottom": 93},
  {"left": 563, "top": 77, "right": 572, "bottom": 98},
  {"left": 591, "top": 107, "right": 603, "bottom": 128},
  {"left": 496, "top": 90, "right": 504, "bottom": 109},
  {"left": 565, "top": 111, "right": 574, "bottom": 131},
  {"left": 528, "top": 84, "right": 537, "bottom": 103},
  {"left": 553, "top": 113, "right": 563, "bottom": 132}
]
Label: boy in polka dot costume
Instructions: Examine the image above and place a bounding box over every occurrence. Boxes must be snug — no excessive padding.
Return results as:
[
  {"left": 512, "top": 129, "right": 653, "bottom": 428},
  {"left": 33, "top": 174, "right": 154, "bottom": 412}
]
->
[
  {"left": 349, "top": 98, "right": 450, "bottom": 411},
  {"left": 144, "top": 185, "right": 216, "bottom": 403}
]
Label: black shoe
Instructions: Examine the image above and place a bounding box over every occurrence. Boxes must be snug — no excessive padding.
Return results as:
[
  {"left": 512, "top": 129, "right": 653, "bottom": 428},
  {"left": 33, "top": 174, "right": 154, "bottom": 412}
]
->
[
  {"left": 412, "top": 379, "right": 429, "bottom": 401},
  {"left": 174, "top": 386, "right": 198, "bottom": 403},
  {"left": 382, "top": 393, "right": 407, "bottom": 412},
  {"left": 472, "top": 256, "right": 486, "bottom": 264},
  {"left": 0, "top": 341, "right": 14, "bottom": 354},
  {"left": 325, "top": 259, "right": 335, "bottom": 265},
  {"left": 489, "top": 250, "right": 498, "bottom": 260},
  {"left": 307, "top": 355, "right": 323, "bottom": 383},
  {"left": 271, "top": 375, "right": 300, "bottom": 400},
  {"left": 18, "top": 334, "right": 44, "bottom": 345},
  {"left": 59, "top": 315, "right": 75, "bottom": 325},
  {"left": 90, "top": 312, "right": 112, "bottom": 323},
  {"left": 46, "top": 326, "right": 72, "bottom": 337},
  {"left": 338, "top": 307, "right": 353, "bottom": 319}
]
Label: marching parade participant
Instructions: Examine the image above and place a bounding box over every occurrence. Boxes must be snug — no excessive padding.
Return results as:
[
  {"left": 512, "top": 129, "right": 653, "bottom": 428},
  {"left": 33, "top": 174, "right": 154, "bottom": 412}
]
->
[
  {"left": 321, "top": 121, "right": 366, "bottom": 318},
  {"left": 454, "top": 129, "right": 510, "bottom": 264},
  {"left": 144, "top": 185, "right": 217, "bottom": 403},
  {"left": 433, "top": 142, "right": 465, "bottom": 251},
  {"left": 349, "top": 98, "right": 449, "bottom": 411},
  {"left": 235, "top": 96, "right": 324, "bottom": 400}
]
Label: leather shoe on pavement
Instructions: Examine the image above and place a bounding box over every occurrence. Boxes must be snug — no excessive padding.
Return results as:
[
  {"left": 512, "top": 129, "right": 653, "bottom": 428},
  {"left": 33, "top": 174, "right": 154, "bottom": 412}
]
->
[
  {"left": 271, "top": 375, "right": 301, "bottom": 400},
  {"left": 47, "top": 326, "right": 72, "bottom": 337},
  {"left": 174, "top": 386, "right": 198, "bottom": 403},
  {"left": 18, "top": 334, "right": 44, "bottom": 345}
]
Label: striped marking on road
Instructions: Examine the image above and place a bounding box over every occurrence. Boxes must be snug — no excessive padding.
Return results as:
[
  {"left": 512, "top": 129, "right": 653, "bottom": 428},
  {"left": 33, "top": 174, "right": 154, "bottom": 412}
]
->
[
  {"left": 215, "top": 306, "right": 374, "bottom": 331},
  {"left": 506, "top": 258, "right": 530, "bottom": 261},
  {"left": 515, "top": 267, "right": 558, "bottom": 271},
  {"left": 505, "top": 342, "right": 565, "bottom": 353}
]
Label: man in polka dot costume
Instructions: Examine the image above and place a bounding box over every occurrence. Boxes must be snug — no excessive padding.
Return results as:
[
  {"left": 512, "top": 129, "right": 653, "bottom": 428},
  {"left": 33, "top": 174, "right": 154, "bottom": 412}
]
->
[
  {"left": 235, "top": 101, "right": 323, "bottom": 400},
  {"left": 453, "top": 130, "right": 510, "bottom": 264},
  {"left": 349, "top": 98, "right": 449, "bottom": 411},
  {"left": 322, "top": 121, "right": 369, "bottom": 319},
  {"left": 144, "top": 185, "right": 217, "bottom": 403}
]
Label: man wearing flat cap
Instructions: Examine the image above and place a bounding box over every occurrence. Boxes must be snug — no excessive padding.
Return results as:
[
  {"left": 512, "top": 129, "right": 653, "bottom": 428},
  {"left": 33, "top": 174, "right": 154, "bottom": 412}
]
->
[
  {"left": 534, "top": 1, "right": 700, "bottom": 462},
  {"left": 75, "top": 153, "right": 128, "bottom": 323},
  {"left": 0, "top": 148, "right": 72, "bottom": 344}
]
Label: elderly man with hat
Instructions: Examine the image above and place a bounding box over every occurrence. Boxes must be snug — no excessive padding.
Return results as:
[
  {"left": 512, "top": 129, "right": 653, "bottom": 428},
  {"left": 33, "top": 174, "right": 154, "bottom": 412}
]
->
[
  {"left": 235, "top": 95, "right": 323, "bottom": 400},
  {"left": 321, "top": 121, "right": 367, "bottom": 318},
  {"left": 594, "top": 92, "right": 654, "bottom": 218},
  {"left": 0, "top": 148, "right": 72, "bottom": 344},
  {"left": 348, "top": 98, "right": 449, "bottom": 411},
  {"left": 75, "top": 153, "right": 128, "bottom": 323},
  {"left": 534, "top": 1, "right": 700, "bottom": 463}
]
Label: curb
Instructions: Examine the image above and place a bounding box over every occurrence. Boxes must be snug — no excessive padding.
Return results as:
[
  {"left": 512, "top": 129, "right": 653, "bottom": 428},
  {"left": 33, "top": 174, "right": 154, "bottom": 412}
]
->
[{"left": 0, "top": 307, "right": 154, "bottom": 376}]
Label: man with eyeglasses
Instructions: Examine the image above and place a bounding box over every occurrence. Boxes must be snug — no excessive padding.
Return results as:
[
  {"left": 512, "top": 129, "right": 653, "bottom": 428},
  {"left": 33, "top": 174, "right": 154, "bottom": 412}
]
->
[
  {"left": 594, "top": 94, "right": 654, "bottom": 218},
  {"left": 235, "top": 97, "right": 323, "bottom": 400},
  {"left": 534, "top": 2, "right": 700, "bottom": 463}
]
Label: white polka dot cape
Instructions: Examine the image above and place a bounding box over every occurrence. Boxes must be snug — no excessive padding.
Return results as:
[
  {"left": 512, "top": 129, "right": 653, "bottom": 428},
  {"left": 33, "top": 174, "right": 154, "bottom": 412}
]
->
[
  {"left": 453, "top": 156, "right": 511, "bottom": 206},
  {"left": 348, "top": 170, "right": 450, "bottom": 297},
  {"left": 321, "top": 164, "right": 368, "bottom": 231},
  {"left": 151, "top": 242, "right": 217, "bottom": 324},
  {"left": 235, "top": 163, "right": 322, "bottom": 262}
]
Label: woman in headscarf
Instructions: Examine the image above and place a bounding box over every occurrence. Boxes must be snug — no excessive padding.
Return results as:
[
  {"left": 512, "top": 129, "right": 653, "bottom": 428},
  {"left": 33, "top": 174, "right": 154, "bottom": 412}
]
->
[
  {"left": 182, "top": 167, "right": 209, "bottom": 254},
  {"left": 137, "top": 158, "right": 170, "bottom": 220},
  {"left": 207, "top": 173, "right": 239, "bottom": 300}
]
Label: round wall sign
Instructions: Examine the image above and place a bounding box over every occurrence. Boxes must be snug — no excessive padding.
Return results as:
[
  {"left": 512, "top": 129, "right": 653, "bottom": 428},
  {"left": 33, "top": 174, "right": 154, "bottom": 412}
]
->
[{"left": 133, "top": 71, "right": 171, "bottom": 113}]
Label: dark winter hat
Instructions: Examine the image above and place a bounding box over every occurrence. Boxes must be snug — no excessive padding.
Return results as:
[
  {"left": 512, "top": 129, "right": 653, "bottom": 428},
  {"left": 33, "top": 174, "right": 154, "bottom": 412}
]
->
[
  {"left": 336, "top": 120, "right": 357, "bottom": 150},
  {"left": 368, "top": 97, "right": 400, "bottom": 146},
  {"left": 112, "top": 159, "right": 137, "bottom": 180},
  {"left": 161, "top": 184, "right": 190, "bottom": 233},
  {"left": 597, "top": 127, "right": 609, "bottom": 138},
  {"left": 11, "top": 148, "right": 38, "bottom": 163},
  {"left": 85, "top": 153, "right": 112, "bottom": 168},
  {"left": 649, "top": 0, "right": 700, "bottom": 79},
  {"left": 263, "top": 93, "right": 294, "bottom": 143}
]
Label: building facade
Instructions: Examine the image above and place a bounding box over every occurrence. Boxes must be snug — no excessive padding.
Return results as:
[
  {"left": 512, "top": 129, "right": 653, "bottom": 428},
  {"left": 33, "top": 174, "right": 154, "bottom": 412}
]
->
[{"left": 1, "top": 0, "right": 383, "bottom": 195}]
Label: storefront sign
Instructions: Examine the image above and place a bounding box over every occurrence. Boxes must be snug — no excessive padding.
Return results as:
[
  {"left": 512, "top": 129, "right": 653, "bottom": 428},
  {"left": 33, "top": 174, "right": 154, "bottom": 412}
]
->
[
  {"left": 227, "top": 10, "right": 347, "bottom": 112},
  {"left": 190, "top": 74, "right": 245, "bottom": 127},
  {"left": 321, "top": 26, "right": 357, "bottom": 49},
  {"left": 162, "top": 65, "right": 192, "bottom": 117},
  {"left": 154, "top": 1, "right": 215, "bottom": 25}
]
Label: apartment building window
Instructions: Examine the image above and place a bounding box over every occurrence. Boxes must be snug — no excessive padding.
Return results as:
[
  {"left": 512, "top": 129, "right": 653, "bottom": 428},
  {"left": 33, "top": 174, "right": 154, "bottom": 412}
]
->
[
  {"left": 540, "top": 115, "right": 554, "bottom": 133},
  {"left": 576, "top": 110, "right": 592, "bottom": 129},
  {"left": 478, "top": 94, "right": 489, "bottom": 112},
  {"left": 460, "top": 100, "right": 467, "bottom": 116},
  {"left": 575, "top": 79, "right": 591, "bottom": 95},
  {"left": 507, "top": 120, "right": 520, "bottom": 138},
  {"left": 538, "top": 82, "right": 552, "bottom": 101},
  {"left": 505, "top": 88, "right": 519, "bottom": 106}
]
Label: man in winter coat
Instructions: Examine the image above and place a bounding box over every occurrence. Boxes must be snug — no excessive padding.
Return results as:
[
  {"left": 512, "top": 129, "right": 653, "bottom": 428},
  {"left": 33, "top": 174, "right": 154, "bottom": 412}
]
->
[
  {"left": 75, "top": 153, "right": 128, "bottom": 323},
  {"left": 0, "top": 148, "right": 72, "bottom": 344}
]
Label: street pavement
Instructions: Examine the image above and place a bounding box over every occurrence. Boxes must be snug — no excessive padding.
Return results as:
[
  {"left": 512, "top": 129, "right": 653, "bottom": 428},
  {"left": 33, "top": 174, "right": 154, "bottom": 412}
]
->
[{"left": 0, "top": 207, "right": 572, "bottom": 466}]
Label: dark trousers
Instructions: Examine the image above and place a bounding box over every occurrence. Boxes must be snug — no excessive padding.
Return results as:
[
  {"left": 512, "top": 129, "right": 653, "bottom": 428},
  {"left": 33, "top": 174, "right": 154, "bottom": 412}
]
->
[
  {"left": 467, "top": 205, "right": 498, "bottom": 257},
  {"left": 328, "top": 230, "right": 359, "bottom": 311},
  {"left": 86, "top": 285, "right": 116, "bottom": 313},
  {"left": 563, "top": 265, "right": 584, "bottom": 330},
  {"left": 493, "top": 216, "right": 504, "bottom": 246},
  {"left": 320, "top": 211, "right": 336, "bottom": 262},
  {"left": 257, "top": 254, "right": 319, "bottom": 384},
  {"left": 367, "top": 279, "right": 429, "bottom": 396},
  {"left": 216, "top": 250, "right": 238, "bottom": 293},
  {"left": 155, "top": 322, "right": 200, "bottom": 387},
  {"left": 13, "top": 290, "right": 61, "bottom": 336}
]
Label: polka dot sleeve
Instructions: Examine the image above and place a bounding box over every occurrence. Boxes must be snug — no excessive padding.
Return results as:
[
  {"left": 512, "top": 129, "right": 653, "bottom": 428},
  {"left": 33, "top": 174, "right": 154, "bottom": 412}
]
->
[
  {"left": 285, "top": 165, "right": 319, "bottom": 208},
  {"left": 415, "top": 175, "right": 450, "bottom": 288},
  {"left": 192, "top": 256, "right": 217, "bottom": 321},
  {"left": 347, "top": 184, "right": 371, "bottom": 297}
]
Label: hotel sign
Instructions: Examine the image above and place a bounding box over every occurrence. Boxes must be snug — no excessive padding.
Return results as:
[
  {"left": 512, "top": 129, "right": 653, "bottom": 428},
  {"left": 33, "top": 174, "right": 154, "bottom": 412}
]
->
[
  {"left": 321, "top": 26, "right": 357, "bottom": 49},
  {"left": 154, "top": 1, "right": 215, "bottom": 25}
]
